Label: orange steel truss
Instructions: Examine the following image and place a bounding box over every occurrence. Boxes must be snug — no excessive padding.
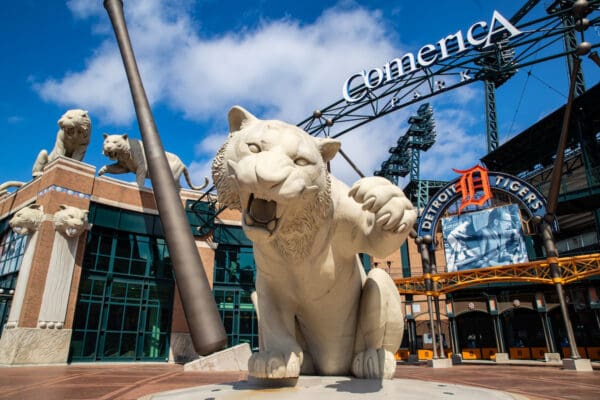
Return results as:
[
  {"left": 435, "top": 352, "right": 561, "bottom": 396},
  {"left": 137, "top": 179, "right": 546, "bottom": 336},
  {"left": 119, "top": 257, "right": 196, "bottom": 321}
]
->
[{"left": 394, "top": 253, "right": 600, "bottom": 296}]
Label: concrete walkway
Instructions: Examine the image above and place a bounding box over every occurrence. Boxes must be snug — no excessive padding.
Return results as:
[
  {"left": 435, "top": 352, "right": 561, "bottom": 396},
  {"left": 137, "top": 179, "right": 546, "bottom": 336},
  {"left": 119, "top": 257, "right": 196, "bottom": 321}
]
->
[{"left": 0, "top": 362, "right": 598, "bottom": 400}]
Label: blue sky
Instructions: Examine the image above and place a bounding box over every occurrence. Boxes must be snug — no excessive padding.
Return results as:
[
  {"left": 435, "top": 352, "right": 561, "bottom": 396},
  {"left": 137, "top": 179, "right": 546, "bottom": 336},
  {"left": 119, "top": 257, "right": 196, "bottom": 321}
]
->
[{"left": 1, "top": 0, "right": 599, "bottom": 190}]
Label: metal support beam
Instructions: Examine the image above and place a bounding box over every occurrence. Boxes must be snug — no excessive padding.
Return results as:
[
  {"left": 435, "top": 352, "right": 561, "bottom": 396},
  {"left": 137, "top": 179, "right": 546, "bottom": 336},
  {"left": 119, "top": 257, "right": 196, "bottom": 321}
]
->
[
  {"left": 559, "top": 15, "right": 587, "bottom": 97},
  {"left": 484, "top": 80, "right": 499, "bottom": 152}
]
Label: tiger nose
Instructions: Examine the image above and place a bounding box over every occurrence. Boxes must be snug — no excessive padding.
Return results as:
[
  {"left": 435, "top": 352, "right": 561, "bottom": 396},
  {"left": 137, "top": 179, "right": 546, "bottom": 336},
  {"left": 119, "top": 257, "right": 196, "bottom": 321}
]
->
[{"left": 255, "top": 152, "right": 292, "bottom": 188}]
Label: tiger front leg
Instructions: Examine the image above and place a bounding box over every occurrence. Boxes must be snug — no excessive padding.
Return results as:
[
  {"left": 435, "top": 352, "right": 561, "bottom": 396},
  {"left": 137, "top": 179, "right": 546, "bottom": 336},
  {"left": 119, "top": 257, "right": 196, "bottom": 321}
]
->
[
  {"left": 352, "top": 268, "right": 404, "bottom": 379},
  {"left": 135, "top": 166, "right": 148, "bottom": 187},
  {"left": 348, "top": 176, "right": 417, "bottom": 256},
  {"left": 98, "top": 163, "right": 128, "bottom": 176},
  {"left": 249, "top": 288, "right": 303, "bottom": 379}
]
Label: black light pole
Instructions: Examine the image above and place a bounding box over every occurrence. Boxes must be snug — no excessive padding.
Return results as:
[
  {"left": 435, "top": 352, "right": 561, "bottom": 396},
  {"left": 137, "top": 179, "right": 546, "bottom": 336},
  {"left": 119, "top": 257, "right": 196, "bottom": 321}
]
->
[
  {"left": 416, "top": 236, "right": 439, "bottom": 360},
  {"left": 103, "top": 0, "right": 227, "bottom": 356},
  {"left": 539, "top": 54, "right": 582, "bottom": 360}
]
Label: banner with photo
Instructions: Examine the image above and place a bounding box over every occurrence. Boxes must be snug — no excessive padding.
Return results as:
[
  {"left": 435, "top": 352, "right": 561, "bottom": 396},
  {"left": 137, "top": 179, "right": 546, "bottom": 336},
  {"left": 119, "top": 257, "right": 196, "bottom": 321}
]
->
[{"left": 441, "top": 204, "right": 529, "bottom": 272}]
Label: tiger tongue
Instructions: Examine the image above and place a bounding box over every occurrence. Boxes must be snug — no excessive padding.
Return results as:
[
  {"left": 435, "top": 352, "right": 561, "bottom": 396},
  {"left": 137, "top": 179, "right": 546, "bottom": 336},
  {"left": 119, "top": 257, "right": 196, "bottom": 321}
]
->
[{"left": 249, "top": 197, "right": 277, "bottom": 224}]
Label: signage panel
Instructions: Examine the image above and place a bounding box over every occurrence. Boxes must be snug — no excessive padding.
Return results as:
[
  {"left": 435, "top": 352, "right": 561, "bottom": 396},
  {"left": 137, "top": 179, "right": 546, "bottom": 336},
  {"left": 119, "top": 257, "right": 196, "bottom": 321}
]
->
[{"left": 441, "top": 204, "right": 529, "bottom": 272}]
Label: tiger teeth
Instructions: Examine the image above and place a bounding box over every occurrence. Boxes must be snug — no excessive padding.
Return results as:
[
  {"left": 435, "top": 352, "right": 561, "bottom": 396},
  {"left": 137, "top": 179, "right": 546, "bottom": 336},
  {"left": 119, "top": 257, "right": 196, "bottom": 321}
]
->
[
  {"left": 266, "top": 220, "right": 277, "bottom": 232},
  {"left": 244, "top": 213, "right": 255, "bottom": 226}
]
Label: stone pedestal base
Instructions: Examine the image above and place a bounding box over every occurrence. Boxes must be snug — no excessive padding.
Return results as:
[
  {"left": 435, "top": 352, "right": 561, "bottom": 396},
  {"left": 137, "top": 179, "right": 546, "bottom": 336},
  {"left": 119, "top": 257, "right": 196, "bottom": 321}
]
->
[
  {"left": 0, "top": 327, "right": 71, "bottom": 365},
  {"left": 426, "top": 358, "right": 452, "bottom": 368},
  {"left": 140, "top": 376, "right": 523, "bottom": 400},
  {"left": 544, "top": 352, "right": 561, "bottom": 363},
  {"left": 494, "top": 353, "right": 509, "bottom": 363},
  {"left": 184, "top": 343, "right": 251, "bottom": 372},
  {"left": 451, "top": 354, "right": 463, "bottom": 365},
  {"left": 562, "top": 358, "right": 593, "bottom": 371}
]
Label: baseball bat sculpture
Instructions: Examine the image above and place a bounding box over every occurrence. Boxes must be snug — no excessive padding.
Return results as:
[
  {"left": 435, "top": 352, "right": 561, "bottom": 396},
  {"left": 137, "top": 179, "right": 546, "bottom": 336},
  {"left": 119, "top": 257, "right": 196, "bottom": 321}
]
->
[{"left": 103, "top": 0, "right": 227, "bottom": 356}]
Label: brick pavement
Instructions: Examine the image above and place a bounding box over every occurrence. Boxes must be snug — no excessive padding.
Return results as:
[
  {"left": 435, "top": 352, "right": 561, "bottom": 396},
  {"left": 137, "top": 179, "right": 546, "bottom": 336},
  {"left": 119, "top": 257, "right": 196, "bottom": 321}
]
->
[{"left": 0, "top": 362, "right": 598, "bottom": 400}]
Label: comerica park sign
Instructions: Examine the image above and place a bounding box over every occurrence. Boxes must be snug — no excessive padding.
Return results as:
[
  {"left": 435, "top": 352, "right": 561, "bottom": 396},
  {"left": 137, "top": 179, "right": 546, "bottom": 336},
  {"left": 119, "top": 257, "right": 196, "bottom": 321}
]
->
[{"left": 343, "top": 11, "right": 522, "bottom": 103}]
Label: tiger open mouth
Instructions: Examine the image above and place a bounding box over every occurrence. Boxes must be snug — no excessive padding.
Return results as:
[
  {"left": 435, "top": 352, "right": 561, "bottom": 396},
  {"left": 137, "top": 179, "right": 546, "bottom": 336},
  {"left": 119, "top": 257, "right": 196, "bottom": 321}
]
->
[
  {"left": 104, "top": 150, "right": 118, "bottom": 159},
  {"left": 244, "top": 193, "right": 278, "bottom": 234}
]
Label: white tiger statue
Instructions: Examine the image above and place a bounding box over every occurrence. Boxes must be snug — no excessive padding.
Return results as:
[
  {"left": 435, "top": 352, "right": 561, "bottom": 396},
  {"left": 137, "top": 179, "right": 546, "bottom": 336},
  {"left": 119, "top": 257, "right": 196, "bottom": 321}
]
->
[
  {"left": 32, "top": 109, "right": 92, "bottom": 177},
  {"left": 9, "top": 204, "right": 45, "bottom": 235},
  {"left": 212, "top": 106, "right": 417, "bottom": 380},
  {"left": 98, "top": 134, "right": 208, "bottom": 191},
  {"left": 53, "top": 205, "right": 89, "bottom": 238}
]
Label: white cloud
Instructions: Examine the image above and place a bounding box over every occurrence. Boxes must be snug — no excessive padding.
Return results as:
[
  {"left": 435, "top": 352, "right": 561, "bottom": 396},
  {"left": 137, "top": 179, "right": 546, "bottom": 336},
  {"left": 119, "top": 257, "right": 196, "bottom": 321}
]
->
[
  {"left": 35, "top": 0, "right": 485, "bottom": 189},
  {"left": 66, "top": 0, "right": 104, "bottom": 20},
  {"left": 34, "top": 46, "right": 134, "bottom": 124}
]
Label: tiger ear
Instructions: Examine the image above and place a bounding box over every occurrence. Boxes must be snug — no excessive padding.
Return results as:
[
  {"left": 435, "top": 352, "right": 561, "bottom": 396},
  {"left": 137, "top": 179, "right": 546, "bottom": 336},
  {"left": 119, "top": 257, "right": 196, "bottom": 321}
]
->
[
  {"left": 316, "top": 138, "right": 341, "bottom": 163},
  {"left": 228, "top": 106, "right": 257, "bottom": 134},
  {"left": 103, "top": 133, "right": 109, "bottom": 139},
  {"left": 122, "top": 134, "right": 128, "bottom": 140}
]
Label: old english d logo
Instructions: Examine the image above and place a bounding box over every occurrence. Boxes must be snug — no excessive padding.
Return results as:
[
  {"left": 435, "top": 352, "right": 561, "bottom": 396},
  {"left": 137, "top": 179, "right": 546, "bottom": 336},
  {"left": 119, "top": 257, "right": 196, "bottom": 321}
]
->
[{"left": 453, "top": 165, "right": 493, "bottom": 213}]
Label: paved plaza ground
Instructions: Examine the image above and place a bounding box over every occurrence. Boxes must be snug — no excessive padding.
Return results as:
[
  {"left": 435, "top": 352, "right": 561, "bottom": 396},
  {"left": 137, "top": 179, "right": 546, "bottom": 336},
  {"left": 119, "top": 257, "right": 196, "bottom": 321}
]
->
[{"left": 0, "top": 361, "right": 598, "bottom": 400}]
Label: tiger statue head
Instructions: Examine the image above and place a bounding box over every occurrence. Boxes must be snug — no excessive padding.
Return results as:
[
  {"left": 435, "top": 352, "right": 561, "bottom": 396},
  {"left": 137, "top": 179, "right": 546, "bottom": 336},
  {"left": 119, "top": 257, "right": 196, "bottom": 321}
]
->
[
  {"left": 212, "top": 106, "right": 340, "bottom": 256},
  {"left": 53, "top": 205, "right": 90, "bottom": 238},
  {"left": 58, "top": 109, "right": 91, "bottom": 148},
  {"left": 9, "top": 204, "right": 44, "bottom": 235}
]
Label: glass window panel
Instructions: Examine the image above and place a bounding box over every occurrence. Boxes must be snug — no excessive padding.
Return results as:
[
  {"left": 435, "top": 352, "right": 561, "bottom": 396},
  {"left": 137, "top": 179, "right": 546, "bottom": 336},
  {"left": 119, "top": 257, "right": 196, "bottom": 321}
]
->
[
  {"left": 123, "top": 306, "right": 139, "bottom": 331},
  {"left": 156, "top": 286, "right": 171, "bottom": 304},
  {"left": 70, "top": 331, "right": 84, "bottom": 358},
  {"left": 161, "top": 265, "right": 173, "bottom": 279},
  {"left": 223, "top": 312, "right": 233, "bottom": 332},
  {"left": 103, "top": 333, "right": 120, "bottom": 358},
  {"left": 145, "top": 307, "right": 159, "bottom": 332},
  {"left": 95, "top": 255, "right": 110, "bottom": 272},
  {"left": 87, "top": 303, "right": 101, "bottom": 330},
  {"left": 78, "top": 279, "right": 92, "bottom": 296},
  {"left": 143, "top": 331, "right": 165, "bottom": 358},
  {"left": 132, "top": 236, "right": 150, "bottom": 259},
  {"left": 91, "top": 280, "right": 105, "bottom": 298},
  {"left": 72, "top": 302, "right": 89, "bottom": 329},
  {"left": 239, "top": 248, "right": 255, "bottom": 269},
  {"left": 213, "top": 289, "right": 224, "bottom": 302},
  {"left": 119, "top": 334, "right": 136, "bottom": 358},
  {"left": 214, "top": 268, "right": 226, "bottom": 284},
  {"left": 86, "top": 230, "right": 100, "bottom": 249},
  {"left": 239, "top": 312, "right": 256, "bottom": 335},
  {"left": 92, "top": 207, "right": 119, "bottom": 230},
  {"left": 113, "top": 257, "right": 129, "bottom": 274},
  {"left": 119, "top": 211, "right": 150, "bottom": 235},
  {"left": 83, "top": 332, "right": 97, "bottom": 358},
  {"left": 240, "top": 292, "right": 252, "bottom": 305},
  {"left": 0, "top": 230, "right": 27, "bottom": 275},
  {"left": 98, "top": 235, "right": 112, "bottom": 255},
  {"left": 115, "top": 233, "right": 132, "bottom": 258},
  {"left": 82, "top": 253, "right": 94, "bottom": 269},
  {"left": 159, "top": 307, "right": 170, "bottom": 331},
  {"left": 106, "top": 304, "right": 124, "bottom": 331},
  {"left": 111, "top": 282, "right": 127, "bottom": 299},
  {"left": 148, "top": 285, "right": 158, "bottom": 302},
  {"left": 130, "top": 260, "right": 146, "bottom": 276},
  {"left": 127, "top": 283, "right": 142, "bottom": 300}
]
